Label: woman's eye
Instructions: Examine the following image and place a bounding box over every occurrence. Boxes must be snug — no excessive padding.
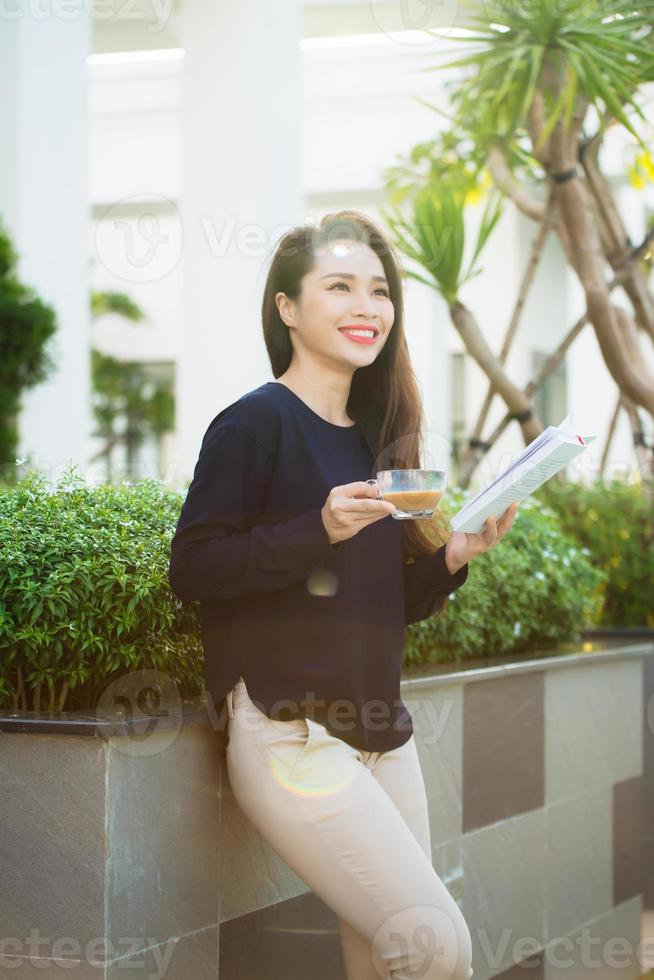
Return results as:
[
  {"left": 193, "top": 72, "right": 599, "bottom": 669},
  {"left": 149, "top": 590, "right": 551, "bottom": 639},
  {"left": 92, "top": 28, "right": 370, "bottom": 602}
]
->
[{"left": 328, "top": 282, "right": 390, "bottom": 298}]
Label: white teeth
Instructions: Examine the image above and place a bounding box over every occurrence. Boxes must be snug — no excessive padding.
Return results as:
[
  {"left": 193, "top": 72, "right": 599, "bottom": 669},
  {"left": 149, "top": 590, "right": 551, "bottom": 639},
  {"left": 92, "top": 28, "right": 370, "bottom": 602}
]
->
[{"left": 341, "top": 329, "right": 375, "bottom": 338}]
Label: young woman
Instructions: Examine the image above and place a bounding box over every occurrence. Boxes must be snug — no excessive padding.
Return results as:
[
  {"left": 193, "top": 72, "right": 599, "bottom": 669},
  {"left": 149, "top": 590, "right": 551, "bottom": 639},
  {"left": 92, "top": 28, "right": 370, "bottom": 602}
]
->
[{"left": 169, "top": 211, "right": 518, "bottom": 980}]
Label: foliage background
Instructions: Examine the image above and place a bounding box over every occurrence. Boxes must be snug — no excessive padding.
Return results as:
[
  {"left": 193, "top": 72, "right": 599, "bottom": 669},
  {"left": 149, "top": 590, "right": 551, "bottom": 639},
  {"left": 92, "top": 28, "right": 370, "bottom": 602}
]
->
[
  {"left": 536, "top": 478, "right": 654, "bottom": 629},
  {"left": 0, "top": 471, "right": 628, "bottom": 712},
  {"left": 403, "top": 486, "right": 608, "bottom": 666},
  {"left": 0, "top": 469, "right": 203, "bottom": 711}
]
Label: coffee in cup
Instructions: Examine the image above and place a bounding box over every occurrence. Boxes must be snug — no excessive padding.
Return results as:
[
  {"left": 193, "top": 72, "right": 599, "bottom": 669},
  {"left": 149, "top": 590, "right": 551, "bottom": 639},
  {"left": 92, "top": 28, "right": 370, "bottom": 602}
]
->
[{"left": 374, "top": 469, "right": 447, "bottom": 520}]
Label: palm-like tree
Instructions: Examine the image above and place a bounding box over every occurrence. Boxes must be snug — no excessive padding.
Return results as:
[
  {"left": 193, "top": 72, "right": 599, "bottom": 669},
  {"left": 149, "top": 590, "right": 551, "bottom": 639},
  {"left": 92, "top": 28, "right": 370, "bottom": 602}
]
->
[
  {"left": 90, "top": 292, "right": 174, "bottom": 480},
  {"left": 382, "top": 0, "right": 654, "bottom": 486}
]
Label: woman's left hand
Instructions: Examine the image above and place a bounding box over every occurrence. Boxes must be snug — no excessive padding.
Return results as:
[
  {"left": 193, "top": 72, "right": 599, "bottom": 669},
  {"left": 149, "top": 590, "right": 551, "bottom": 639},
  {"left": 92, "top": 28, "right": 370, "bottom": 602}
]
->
[{"left": 445, "top": 501, "right": 520, "bottom": 575}]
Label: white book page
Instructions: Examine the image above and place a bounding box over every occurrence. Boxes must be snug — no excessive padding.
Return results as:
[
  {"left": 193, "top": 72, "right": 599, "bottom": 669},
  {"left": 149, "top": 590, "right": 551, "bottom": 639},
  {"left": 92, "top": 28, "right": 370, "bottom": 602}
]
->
[
  {"left": 451, "top": 449, "right": 574, "bottom": 533},
  {"left": 456, "top": 429, "right": 562, "bottom": 518},
  {"left": 450, "top": 419, "right": 596, "bottom": 533}
]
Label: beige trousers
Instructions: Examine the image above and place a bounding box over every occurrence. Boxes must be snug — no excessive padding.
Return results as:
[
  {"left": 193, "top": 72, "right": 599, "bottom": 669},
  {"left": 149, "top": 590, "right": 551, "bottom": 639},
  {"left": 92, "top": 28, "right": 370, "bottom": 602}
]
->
[{"left": 225, "top": 676, "right": 473, "bottom": 980}]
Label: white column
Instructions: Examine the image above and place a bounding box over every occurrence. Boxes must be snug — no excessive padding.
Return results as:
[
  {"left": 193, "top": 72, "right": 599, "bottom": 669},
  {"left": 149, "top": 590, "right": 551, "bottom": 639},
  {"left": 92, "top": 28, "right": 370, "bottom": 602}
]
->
[
  {"left": 176, "top": 0, "right": 304, "bottom": 485},
  {"left": 0, "top": 8, "right": 92, "bottom": 480}
]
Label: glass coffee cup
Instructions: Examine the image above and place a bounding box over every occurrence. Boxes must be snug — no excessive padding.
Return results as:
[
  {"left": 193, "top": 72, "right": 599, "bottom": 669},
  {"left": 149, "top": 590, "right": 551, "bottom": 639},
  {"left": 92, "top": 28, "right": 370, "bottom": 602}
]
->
[{"left": 368, "top": 469, "right": 447, "bottom": 520}]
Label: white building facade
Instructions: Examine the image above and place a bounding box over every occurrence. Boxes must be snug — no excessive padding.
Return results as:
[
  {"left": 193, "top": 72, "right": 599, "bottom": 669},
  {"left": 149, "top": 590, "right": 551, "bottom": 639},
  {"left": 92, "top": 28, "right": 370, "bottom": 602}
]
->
[{"left": 5, "top": 1, "right": 653, "bottom": 491}]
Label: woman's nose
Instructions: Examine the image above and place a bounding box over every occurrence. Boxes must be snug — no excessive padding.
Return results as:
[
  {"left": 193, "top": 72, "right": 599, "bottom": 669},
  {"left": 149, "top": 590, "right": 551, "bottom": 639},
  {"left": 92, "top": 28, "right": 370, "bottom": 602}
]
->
[{"left": 351, "top": 298, "right": 378, "bottom": 316}]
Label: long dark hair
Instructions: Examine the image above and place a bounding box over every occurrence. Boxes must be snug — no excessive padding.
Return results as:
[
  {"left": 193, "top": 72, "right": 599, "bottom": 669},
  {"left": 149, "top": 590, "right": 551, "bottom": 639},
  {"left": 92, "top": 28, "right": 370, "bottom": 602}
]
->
[{"left": 261, "top": 210, "right": 450, "bottom": 563}]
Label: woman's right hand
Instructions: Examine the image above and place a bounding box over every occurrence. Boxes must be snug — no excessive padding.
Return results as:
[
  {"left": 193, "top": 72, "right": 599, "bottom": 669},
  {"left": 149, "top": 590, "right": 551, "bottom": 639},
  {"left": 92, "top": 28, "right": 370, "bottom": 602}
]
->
[{"left": 321, "top": 480, "right": 397, "bottom": 545}]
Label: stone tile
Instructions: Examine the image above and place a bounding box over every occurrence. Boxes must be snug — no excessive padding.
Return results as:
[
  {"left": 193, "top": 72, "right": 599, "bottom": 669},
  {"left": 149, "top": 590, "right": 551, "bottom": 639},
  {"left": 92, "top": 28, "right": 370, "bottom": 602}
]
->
[
  {"left": 219, "top": 890, "right": 345, "bottom": 980},
  {"left": 219, "top": 754, "right": 310, "bottom": 922},
  {"left": 462, "top": 673, "right": 544, "bottom": 833},
  {"left": 462, "top": 808, "right": 547, "bottom": 978},
  {"left": 0, "top": 955, "right": 101, "bottom": 978},
  {"left": 543, "top": 895, "right": 642, "bottom": 980},
  {"left": 408, "top": 684, "right": 464, "bottom": 845},
  {"left": 107, "top": 924, "right": 218, "bottom": 979},
  {"left": 544, "top": 787, "right": 613, "bottom": 942},
  {"left": 493, "top": 950, "right": 545, "bottom": 979},
  {"left": 106, "top": 724, "right": 223, "bottom": 953},
  {"left": 0, "top": 733, "right": 106, "bottom": 958},
  {"left": 545, "top": 661, "right": 642, "bottom": 805},
  {"left": 432, "top": 838, "right": 464, "bottom": 910},
  {"left": 613, "top": 775, "right": 643, "bottom": 906}
]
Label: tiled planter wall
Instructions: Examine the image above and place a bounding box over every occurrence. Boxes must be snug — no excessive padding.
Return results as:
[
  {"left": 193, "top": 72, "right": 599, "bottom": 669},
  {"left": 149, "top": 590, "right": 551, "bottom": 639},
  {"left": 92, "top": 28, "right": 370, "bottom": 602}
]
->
[{"left": 1, "top": 640, "right": 652, "bottom": 979}]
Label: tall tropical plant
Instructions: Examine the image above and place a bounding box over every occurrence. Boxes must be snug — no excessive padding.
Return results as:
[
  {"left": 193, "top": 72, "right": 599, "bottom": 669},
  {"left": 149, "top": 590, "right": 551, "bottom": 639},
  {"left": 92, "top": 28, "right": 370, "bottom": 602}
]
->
[
  {"left": 382, "top": 0, "right": 654, "bottom": 487},
  {"left": 0, "top": 218, "right": 57, "bottom": 483},
  {"left": 90, "top": 291, "right": 175, "bottom": 480}
]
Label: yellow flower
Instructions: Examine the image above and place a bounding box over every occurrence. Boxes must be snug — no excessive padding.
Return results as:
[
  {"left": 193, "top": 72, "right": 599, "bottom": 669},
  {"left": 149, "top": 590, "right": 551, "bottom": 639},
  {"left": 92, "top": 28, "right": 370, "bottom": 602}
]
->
[
  {"left": 610, "top": 555, "right": 621, "bottom": 567},
  {"left": 582, "top": 641, "right": 594, "bottom": 653},
  {"left": 588, "top": 508, "right": 599, "bottom": 521},
  {"left": 465, "top": 187, "right": 483, "bottom": 205},
  {"left": 636, "top": 151, "right": 654, "bottom": 180},
  {"left": 618, "top": 528, "right": 630, "bottom": 539}
]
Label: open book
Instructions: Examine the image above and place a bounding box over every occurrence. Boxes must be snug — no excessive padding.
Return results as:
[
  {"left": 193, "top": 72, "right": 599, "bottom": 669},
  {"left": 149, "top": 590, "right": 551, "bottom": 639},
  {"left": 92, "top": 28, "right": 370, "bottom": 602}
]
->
[{"left": 450, "top": 415, "right": 597, "bottom": 534}]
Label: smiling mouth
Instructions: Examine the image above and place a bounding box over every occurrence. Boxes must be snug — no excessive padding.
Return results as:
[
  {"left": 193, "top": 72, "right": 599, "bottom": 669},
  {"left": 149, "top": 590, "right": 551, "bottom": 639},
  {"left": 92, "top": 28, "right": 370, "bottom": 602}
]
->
[{"left": 338, "top": 327, "right": 379, "bottom": 339}]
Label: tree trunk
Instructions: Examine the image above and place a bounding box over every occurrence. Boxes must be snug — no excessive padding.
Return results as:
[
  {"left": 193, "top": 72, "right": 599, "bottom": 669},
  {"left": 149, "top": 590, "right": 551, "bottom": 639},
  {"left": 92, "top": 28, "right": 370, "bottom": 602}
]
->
[
  {"left": 548, "top": 122, "right": 654, "bottom": 416},
  {"left": 622, "top": 397, "right": 653, "bottom": 485},
  {"left": 449, "top": 300, "right": 544, "bottom": 444},
  {"left": 57, "top": 679, "right": 69, "bottom": 711},
  {"left": 600, "top": 394, "right": 622, "bottom": 476},
  {"left": 581, "top": 128, "right": 654, "bottom": 343},
  {"left": 457, "top": 234, "right": 652, "bottom": 487},
  {"left": 458, "top": 187, "right": 556, "bottom": 481}
]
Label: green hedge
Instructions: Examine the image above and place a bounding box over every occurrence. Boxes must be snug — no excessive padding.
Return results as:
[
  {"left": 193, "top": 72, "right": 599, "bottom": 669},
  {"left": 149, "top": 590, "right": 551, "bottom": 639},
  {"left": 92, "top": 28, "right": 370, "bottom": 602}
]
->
[
  {"left": 403, "top": 487, "right": 608, "bottom": 667},
  {"left": 535, "top": 477, "right": 653, "bottom": 629},
  {"left": 0, "top": 468, "right": 203, "bottom": 712},
  {"left": 0, "top": 470, "right": 610, "bottom": 712}
]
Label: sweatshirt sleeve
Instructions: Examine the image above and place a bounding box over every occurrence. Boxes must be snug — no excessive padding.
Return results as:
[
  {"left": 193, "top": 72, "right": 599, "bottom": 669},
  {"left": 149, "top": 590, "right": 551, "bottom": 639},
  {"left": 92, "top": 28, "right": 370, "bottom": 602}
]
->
[
  {"left": 168, "top": 421, "right": 342, "bottom": 602},
  {"left": 403, "top": 544, "right": 469, "bottom": 626}
]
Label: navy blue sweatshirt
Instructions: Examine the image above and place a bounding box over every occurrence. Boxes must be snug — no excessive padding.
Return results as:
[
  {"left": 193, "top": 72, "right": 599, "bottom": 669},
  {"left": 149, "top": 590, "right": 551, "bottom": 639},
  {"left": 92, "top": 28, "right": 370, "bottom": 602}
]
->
[{"left": 168, "top": 381, "right": 469, "bottom": 752}]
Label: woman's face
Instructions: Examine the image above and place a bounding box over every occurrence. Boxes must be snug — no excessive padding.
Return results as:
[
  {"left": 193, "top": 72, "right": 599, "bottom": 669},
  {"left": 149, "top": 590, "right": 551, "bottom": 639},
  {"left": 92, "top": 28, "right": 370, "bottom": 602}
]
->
[{"left": 276, "top": 239, "right": 395, "bottom": 370}]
